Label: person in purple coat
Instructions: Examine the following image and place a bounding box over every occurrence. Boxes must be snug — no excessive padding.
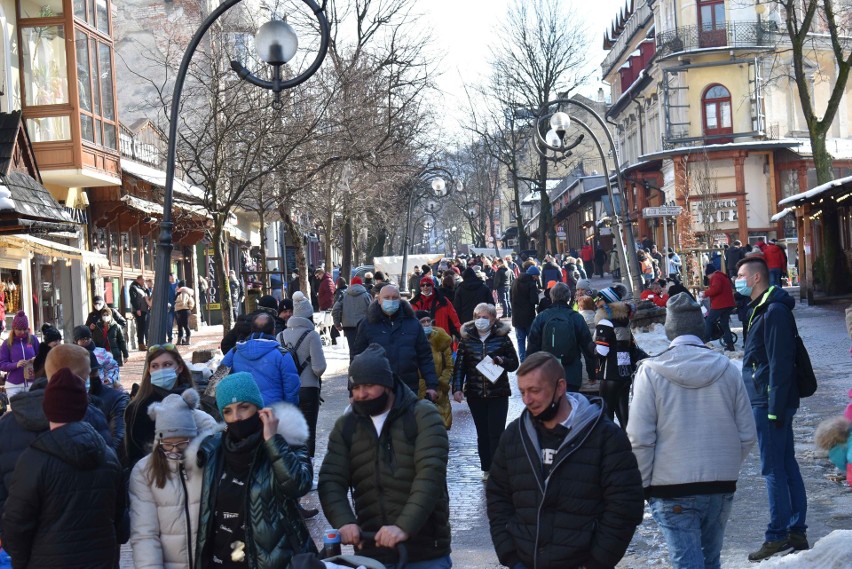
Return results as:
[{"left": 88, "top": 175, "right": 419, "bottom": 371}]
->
[{"left": 0, "top": 311, "right": 39, "bottom": 400}]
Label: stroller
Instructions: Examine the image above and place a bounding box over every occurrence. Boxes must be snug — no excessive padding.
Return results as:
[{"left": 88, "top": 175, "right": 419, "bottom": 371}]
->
[
  {"left": 314, "top": 310, "right": 335, "bottom": 346},
  {"left": 292, "top": 532, "right": 408, "bottom": 569}
]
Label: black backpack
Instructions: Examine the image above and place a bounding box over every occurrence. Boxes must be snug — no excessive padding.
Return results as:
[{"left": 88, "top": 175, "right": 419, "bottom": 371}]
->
[
  {"left": 279, "top": 330, "right": 312, "bottom": 375},
  {"left": 541, "top": 309, "right": 579, "bottom": 366},
  {"left": 793, "top": 325, "right": 817, "bottom": 398}
]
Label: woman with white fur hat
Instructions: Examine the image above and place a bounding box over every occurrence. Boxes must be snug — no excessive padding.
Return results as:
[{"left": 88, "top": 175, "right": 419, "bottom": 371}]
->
[{"left": 128, "top": 388, "right": 219, "bottom": 569}]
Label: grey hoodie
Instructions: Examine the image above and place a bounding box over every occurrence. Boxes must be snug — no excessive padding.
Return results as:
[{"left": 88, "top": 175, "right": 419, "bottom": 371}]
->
[
  {"left": 521, "top": 392, "right": 602, "bottom": 471},
  {"left": 277, "top": 317, "right": 327, "bottom": 389},
  {"left": 627, "top": 337, "right": 756, "bottom": 495},
  {"left": 331, "top": 283, "right": 372, "bottom": 328}
]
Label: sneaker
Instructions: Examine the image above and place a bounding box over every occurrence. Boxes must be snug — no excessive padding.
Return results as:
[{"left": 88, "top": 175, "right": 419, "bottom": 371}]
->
[
  {"left": 748, "top": 539, "right": 794, "bottom": 561},
  {"left": 789, "top": 532, "right": 809, "bottom": 551}
]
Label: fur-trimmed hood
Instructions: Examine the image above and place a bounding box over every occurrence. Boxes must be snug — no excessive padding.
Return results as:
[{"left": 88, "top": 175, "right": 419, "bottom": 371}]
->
[
  {"left": 594, "top": 301, "right": 631, "bottom": 325},
  {"left": 460, "top": 318, "right": 512, "bottom": 339},
  {"left": 365, "top": 297, "right": 416, "bottom": 324},
  {"left": 199, "top": 402, "right": 309, "bottom": 452}
]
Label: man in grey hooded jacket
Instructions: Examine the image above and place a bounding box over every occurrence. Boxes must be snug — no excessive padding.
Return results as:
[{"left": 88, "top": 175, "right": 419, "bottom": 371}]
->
[
  {"left": 331, "top": 276, "right": 372, "bottom": 361},
  {"left": 627, "top": 292, "right": 756, "bottom": 569}
]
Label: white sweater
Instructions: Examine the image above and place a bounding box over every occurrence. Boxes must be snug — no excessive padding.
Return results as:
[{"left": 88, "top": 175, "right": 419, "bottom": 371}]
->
[{"left": 627, "top": 336, "right": 756, "bottom": 493}]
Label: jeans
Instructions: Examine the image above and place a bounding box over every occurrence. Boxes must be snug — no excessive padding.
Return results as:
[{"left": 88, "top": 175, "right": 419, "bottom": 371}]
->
[
  {"left": 704, "top": 307, "right": 735, "bottom": 349},
  {"left": 166, "top": 310, "right": 175, "bottom": 343},
  {"left": 649, "top": 493, "right": 734, "bottom": 569},
  {"left": 497, "top": 288, "right": 511, "bottom": 317},
  {"left": 769, "top": 268, "right": 783, "bottom": 288},
  {"left": 467, "top": 396, "right": 509, "bottom": 472},
  {"left": 753, "top": 407, "right": 808, "bottom": 542},
  {"left": 385, "top": 554, "right": 452, "bottom": 569},
  {"left": 343, "top": 328, "right": 358, "bottom": 362},
  {"left": 515, "top": 327, "right": 529, "bottom": 362},
  {"left": 299, "top": 386, "right": 320, "bottom": 457}
]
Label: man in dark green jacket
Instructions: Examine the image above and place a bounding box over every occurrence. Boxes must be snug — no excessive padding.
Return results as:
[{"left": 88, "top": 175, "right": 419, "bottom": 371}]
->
[{"left": 318, "top": 344, "right": 451, "bottom": 568}]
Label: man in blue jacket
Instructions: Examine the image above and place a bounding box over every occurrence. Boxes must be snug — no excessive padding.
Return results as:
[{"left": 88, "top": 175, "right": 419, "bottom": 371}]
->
[
  {"left": 352, "top": 284, "right": 438, "bottom": 401},
  {"left": 736, "top": 256, "right": 808, "bottom": 561}
]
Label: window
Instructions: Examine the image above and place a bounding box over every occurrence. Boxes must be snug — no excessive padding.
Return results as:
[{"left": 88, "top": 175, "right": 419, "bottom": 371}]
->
[
  {"left": 21, "top": 25, "right": 68, "bottom": 107},
  {"left": 18, "top": 0, "right": 62, "bottom": 18},
  {"left": 73, "top": 0, "right": 110, "bottom": 34},
  {"left": 702, "top": 84, "right": 733, "bottom": 142},
  {"left": 698, "top": 0, "right": 726, "bottom": 48},
  {"left": 75, "top": 30, "right": 117, "bottom": 149}
]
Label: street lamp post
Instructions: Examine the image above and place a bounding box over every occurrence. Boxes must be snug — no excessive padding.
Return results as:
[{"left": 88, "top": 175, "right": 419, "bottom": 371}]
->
[
  {"left": 533, "top": 98, "right": 643, "bottom": 296},
  {"left": 149, "top": 0, "right": 330, "bottom": 344},
  {"left": 400, "top": 176, "right": 455, "bottom": 294}
]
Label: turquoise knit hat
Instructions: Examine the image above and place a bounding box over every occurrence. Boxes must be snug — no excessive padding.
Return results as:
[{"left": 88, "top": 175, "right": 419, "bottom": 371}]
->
[{"left": 215, "top": 372, "right": 264, "bottom": 415}]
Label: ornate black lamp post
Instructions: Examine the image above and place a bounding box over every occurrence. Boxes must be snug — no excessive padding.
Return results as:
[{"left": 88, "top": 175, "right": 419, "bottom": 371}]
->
[{"left": 149, "top": 0, "right": 330, "bottom": 344}]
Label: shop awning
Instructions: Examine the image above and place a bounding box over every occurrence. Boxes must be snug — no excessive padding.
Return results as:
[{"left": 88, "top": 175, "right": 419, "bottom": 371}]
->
[
  {"left": 778, "top": 174, "right": 852, "bottom": 206},
  {"left": 770, "top": 207, "right": 794, "bottom": 222},
  {"left": 0, "top": 172, "right": 79, "bottom": 235},
  {"left": 0, "top": 234, "right": 109, "bottom": 267}
]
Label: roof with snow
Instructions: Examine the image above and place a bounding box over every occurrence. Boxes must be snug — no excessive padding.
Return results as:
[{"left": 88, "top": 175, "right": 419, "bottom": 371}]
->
[{"left": 778, "top": 174, "right": 852, "bottom": 206}]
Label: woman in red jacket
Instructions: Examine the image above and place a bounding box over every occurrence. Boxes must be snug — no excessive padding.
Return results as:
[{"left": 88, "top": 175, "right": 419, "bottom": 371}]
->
[
  {"left": 703, "top": 263, "right": 736, "bottom": 350},
  {"left": 411, "top": 276, "right": 462, "bottom": 339}
]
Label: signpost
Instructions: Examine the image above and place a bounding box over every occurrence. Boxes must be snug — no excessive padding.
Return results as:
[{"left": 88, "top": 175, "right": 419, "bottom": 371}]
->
[{"left": 642, "top": 206, "right": 683, "bottom": 258}]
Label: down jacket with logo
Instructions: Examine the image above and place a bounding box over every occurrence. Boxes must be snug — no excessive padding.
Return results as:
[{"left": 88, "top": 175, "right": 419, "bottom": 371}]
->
[
  {"left": 2, "top": 421, "right": 125, "bottom": 569},
  {"left": 318, "top": 380, "right": 451, "bottom": 565},
  {"left": 452, "top": 320, "right": 519, "bottom": 399},
  {"left": 594, "top": 302, "right": 639, "bottom": 382},
  {"left": 194, "top": 404, "right": 315, "bottom": 569},
  {"left": 352, "top": 300, "right": 438, "bottom": 393},
  {"left": 129, "top": 412, "right": 221, "bottom": 569},
  {"left": 486, "top": 394, "right": 644, "bottom": 569}
]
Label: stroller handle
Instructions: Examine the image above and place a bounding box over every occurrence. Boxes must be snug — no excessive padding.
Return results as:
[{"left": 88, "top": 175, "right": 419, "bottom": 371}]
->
[{"left": 359, "top": 531, "right": 409, "bottom": 568}]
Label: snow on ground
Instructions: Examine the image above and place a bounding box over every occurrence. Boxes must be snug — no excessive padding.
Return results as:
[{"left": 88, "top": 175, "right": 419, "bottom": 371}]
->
[
  {"left": 633, "top": 322, "right": 745, "bottom": 369},
  {"left": 735, "top": 530, "right": 852, "bottom": 569}
]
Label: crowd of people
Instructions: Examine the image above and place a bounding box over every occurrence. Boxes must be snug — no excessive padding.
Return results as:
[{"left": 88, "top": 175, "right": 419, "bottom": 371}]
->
[{"left": 0, "top": 236, "right": 828, "bottom": 569}]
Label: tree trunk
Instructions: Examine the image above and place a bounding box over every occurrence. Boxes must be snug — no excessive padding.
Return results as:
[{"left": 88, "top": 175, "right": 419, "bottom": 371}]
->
[
  {"left": 258, "top": 211, "right": 268, "bottom": 289},
  {"left": 281, "top": 210, "right": 310, "bottom": 295},
  {"left": 341, "top": 216, "right": 353, "bottom": 281},
  {"left": 367, "top": 228, "right": 386, "bottom": 262},
  {"left": 512, "top": 176, "right": 528, "bottom": 251},
  {"left": 212, "top": 219, "right": 232, "bottom": 333}
]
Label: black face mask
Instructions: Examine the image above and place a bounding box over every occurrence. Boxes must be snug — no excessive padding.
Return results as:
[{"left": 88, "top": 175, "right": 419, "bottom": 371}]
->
[
  {"left": 226, "top": 412, "right": 262, "bottom": 441},
  {"left": 533, "top": 394, "right": 562, "bottom": 423},
  {"left": 352, "top": 392, "right": 390, "bottom": 417}
]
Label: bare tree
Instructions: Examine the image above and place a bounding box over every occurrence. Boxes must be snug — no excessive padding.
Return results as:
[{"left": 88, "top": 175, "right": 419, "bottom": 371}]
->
[{"left": 688, "top": 154, "right": 722, "bottom": 248}]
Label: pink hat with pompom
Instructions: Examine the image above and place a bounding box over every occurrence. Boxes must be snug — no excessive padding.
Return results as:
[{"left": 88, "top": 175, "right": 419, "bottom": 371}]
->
[{"left": 11, "top": 311, "right": 28, "bottom": 330}]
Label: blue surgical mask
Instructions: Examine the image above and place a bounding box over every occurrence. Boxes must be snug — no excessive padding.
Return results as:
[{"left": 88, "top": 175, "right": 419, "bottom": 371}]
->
[
  {"left": 150, "top": 368, "right": 178, "bottom": 390},
  {"left": 423, "top": 326, "right": 432, "bottom": 336},
  {"left": 735, "top": 278, "right": 752, "bottom": 297},
  {"left": 382, "top": 299, "right": 400, "bottom": 315},
  {"left": 475, "top": 318, "right": 491, "bottom": 331}
]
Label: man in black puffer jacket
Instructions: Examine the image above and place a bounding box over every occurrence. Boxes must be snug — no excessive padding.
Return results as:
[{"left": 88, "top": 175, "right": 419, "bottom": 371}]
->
[
  {"left": 487, "top": 352, "right": 644, "bottom": 569},
  {"left": 453, "top": 267, "right": 492, "bottom": 323},
  {"left": 2, "top": 368, "right": 124, "bottom": 569}
]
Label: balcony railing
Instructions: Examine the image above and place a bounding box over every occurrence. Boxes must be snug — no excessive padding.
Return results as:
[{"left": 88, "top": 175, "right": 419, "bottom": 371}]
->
[
  {"left": 656, "top": 21, "right": 777, "bottom": 59},
  {"left": 601, "top": 0, "right": 654, "bottom": 78}
]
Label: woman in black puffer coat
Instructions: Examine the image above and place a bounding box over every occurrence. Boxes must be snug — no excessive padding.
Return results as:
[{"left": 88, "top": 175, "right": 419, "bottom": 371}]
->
[{"left": 452, "top": 303, "right": 518, "bottom": 476}]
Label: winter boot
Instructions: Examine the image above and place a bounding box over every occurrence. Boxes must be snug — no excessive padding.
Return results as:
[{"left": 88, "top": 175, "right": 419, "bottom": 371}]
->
[
  {"left": 748, "top": 539, "right": 794, "bottom": 561},
  {"left": 788, "top": 532, "right": 809, "bottom": 551}
]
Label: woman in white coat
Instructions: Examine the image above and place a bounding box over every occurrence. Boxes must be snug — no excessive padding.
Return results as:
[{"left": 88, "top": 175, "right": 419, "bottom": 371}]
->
[{"left": 129, "top": 388, "right": 219, "bottom": 569}]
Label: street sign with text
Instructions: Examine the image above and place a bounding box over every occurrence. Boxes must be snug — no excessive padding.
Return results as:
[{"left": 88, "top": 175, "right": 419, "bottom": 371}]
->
[{"left": 643, "top": 206, "right": 683, "bottom": 217}]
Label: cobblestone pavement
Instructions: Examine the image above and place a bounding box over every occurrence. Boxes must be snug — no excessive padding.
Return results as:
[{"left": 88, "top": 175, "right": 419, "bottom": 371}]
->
[{"left": 120, "top": 282, "right": 852, "bottom": 568}]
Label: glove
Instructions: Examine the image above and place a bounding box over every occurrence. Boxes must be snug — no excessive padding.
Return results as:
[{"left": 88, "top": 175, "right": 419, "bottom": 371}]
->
[{"left": 768, "top": 415, "right": 784, "bottom": 429}]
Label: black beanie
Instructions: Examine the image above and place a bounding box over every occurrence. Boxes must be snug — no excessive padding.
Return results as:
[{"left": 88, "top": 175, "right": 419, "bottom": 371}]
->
[
  {"left": 258, "top": 295, "right": 278, "bottom": 311},
  {"left": 349, "top": 344, "right": 394, "bottom": 389},
  {"left": 73, "top": 325, "right": 92, "bottom": 341},
  {"left": 41, "top": 324, "right": 62, "bottom": 344}
]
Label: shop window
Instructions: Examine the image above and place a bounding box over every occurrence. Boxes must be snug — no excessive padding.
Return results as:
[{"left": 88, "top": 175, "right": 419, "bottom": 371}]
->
[
  {"left": 0, "top": 270, "right": 22, "bottom": 320},
  {"left": 21, "top": 25, "right": 69, "bottom": 107},
  {"left": 18, "top": 0, "right": 63, "bottom": 18},
  {"left": 75, "top": 30, "right": 117, "bottom": 150},
  {"left": 702, "top": 84, "right": 733, "bottom": 141}
]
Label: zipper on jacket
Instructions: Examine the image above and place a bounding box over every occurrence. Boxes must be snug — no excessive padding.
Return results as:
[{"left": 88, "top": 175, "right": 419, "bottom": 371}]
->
[{"left": 179, "top": 464, "right": 194, "bottom": 569}]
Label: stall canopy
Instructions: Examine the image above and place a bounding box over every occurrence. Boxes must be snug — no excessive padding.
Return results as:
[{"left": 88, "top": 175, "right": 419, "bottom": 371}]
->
[
  {"left": 373, "top": 253, "right": 444, "bottom": 284},
  {"left": 0, "top": 234, "right": 108, "bottom": 266}
]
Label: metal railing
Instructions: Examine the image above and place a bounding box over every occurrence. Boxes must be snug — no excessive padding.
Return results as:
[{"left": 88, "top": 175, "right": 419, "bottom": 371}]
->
[
  {"left": 656, "top": 21, "right": 777, "bottom": 58},
  {"left": 601, "top": 0, "right": 654, "bottom": 77}
]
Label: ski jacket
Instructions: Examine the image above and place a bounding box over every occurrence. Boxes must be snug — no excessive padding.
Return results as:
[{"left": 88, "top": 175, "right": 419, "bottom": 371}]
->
[
  {"left": 92, "top": 321, "right": 129, "bottom": 365},
  {"left": 0, "top": 334, "right": 39, "bottom": 386},
  {"left": 221, "top": 335, "right": 301, "bottom": 406},
  {"left": 317, "top": 273, "right": 336, "bottom": 311},
  {"left": 410, "top": 289, "right": 462, "bottom": 338},
  {"left": 593, "top": 302, "right": 639, "bottom": 382},
  {"left": 90, "top": 384, "right": 130, "bottom": 459},
  {"left": 705, "top": 270, "right": 735, "bottom": 310},
  {"left": 174, "top": 288, "right": 195, "bottom": 312},
  {"left": 763, "top": 243, "right": 787, "bottom": 271},
  {"left": 510, "top": 273, "right": 540, "bottom": 329},
  {"left": 418, "top": 326, "right": 454, "bottom": 429},
  {"left": 452, "top": 320, "right": 518, "bottom": 398},
  {"left": 453, "top": 272, "right": 493, "bottom": 323},
  {"left": 526, "top": 304, "right": 594, "bottom": 389},
  {"left": 331, "top": 283, "right": 372, "bottom": 329}
]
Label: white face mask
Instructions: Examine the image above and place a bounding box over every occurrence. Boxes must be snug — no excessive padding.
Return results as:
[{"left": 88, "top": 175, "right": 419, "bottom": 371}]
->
[
  {"left": 94, "top": 303, "right": 104, "bottom": 311},
  {"left": 475, "top": 318, "right": 491, "bottom": 331}
]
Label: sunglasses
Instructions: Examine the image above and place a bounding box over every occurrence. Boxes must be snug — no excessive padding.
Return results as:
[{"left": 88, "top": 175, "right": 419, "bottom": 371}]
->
[
  {"left": 148, "top": 343, "right": 177, "bottom": 354},
  {"left": 420, "top": 284, "right": 433, "bottom": 288},
  {"left": 159, "top": 440, "right": 190, "bottom": 452}
]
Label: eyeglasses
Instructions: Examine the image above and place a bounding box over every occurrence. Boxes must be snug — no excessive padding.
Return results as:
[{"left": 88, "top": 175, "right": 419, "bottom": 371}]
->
[
  {"left": 159, "top": 440, "right": 190, "bottom": 452},
  {"left": 148, "top": 343, "right": 177, "bottom": 354},
  {"left": 420, "top": 284, "right": 432, "bottom": 288}
]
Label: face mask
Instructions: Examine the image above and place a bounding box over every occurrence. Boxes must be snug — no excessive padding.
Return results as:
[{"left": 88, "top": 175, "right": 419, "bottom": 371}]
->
[
  {"left": 421, "top": 289, "right": 432, "bottom": 297},
  {"left": 352, "top": 392, "right": 390, "bottom": 417},
  {"left": 150, "top": 368, "right": 178, "bottom": 390},
  {"left": 227, "top": 412, "right": 262, "bottom": 441},
  {"left": 94, "top": 303, "right": 104, "bottom": 311},
  {"left": 102, "top": 315, "right": 111, "bottom": 323},
  {"left": 422, "top": 326, "right": 432, "bottom": 336},
  {"left": 161, "top": 448, "right": 184, "bottom": 461},
  {"left": 735, "top": 278, "right": 752, "bottom": 296},
  {"left": 475, "top": 318, "right": 491, "bottom": 331},
  {"left": 381, "top": 299, "right": 400, "bottom": 315},
  {"left": 533, "top": 393, "right": 562, "bottom": 423}
]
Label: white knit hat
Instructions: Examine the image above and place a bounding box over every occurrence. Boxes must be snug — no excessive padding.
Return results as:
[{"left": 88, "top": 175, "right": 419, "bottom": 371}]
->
[
  {"left": 292, "top": 291, "right": 314, "bottom": 319},
  {"left": 148, "top": 389, "right": 200, "bottom": 440}
]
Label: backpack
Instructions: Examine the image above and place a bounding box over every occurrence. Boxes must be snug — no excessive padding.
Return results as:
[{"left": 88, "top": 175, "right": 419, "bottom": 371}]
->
[
  {"left": 794, "top": 327, "right": 817, "bottom": 398},
  {"left": 541, "top": 309, "right": 579, "bottom": 366},
  {"left": 341, "top": 403, "right": 418, "bottom": 449},
  {"left": 278, "top": 330, "right": 312, "bottom": 375}
]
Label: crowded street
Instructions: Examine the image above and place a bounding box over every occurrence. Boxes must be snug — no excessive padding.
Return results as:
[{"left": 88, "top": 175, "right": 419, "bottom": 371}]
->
[{"left": 104, "top": 277, "right": 852, "bottom": 568}]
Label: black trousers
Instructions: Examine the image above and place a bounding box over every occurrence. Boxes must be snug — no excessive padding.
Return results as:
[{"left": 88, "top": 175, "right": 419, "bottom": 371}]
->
[
  {"left": 343, "top": 328, "right": 358, "bottom": 362},
  {"left": 134, "top": 312, "right": 148, "bottom": 346},
  {"left": 467, "top": 396, "right": 509, "bottom": 472},
  {"left": 175, "top": 310, "right": 191, "bottom": 341},
  {"left": 299, "top": 386, "right": 321, "bottom": 458},
  {"left": 600, "top": 379, "right": 630, "bottom": 430}
]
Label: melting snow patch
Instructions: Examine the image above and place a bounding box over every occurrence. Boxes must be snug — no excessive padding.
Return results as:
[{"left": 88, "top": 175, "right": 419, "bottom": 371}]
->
[{"left": 745, "top": 530, "right": 852, "bottom": 569}]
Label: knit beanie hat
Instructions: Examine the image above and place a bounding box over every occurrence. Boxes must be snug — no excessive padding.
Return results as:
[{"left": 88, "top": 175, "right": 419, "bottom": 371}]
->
[
  {"left": 575, "top": 278, "right": 593, "bottom": 291},
  {"left": 278, "top": 298, "right": 293, "bottom": 313},
  {"left": 349, "top": 344, "right": 394, "bottom": 389},
  {"left": 73, "top": 325, "right": 92, "bottom": 341},
  {"left": 258, "top": 295, "right": 278, "bottom": 311},
  {"left": 43, "top": 368, "right": 88, "bottom": 423},
  {"left": 215, "top": 372, "right": 265, "bottom": 415},
  {"left": 526, "top": 266, "right": 541, "bottom": 276},
  {"left": 597, "top": 287, "right": 622, "bottom": 304},
  {"left": 351, "top": 276, "right": 363, "bottom": 285},
  {"left": 12, "top": 311, "right": 28, "bottom": 330},
  {"left": 41, "top": 324, "right": 62, "bottom": 344},
  {"left": 419, "top": 275, "right": 434, "bottom": 287},
  {"left": 292, "top": 291, "right": 313, "bottom": 319},
  {"left": 462, "top": 267, "right": 477, "bottom": 280},
  {"left": 665, "top": 292, "right": 706, "bottom": 341},
  {"left": 148, "top": 389, "right": 201, "bottom": 441}
]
